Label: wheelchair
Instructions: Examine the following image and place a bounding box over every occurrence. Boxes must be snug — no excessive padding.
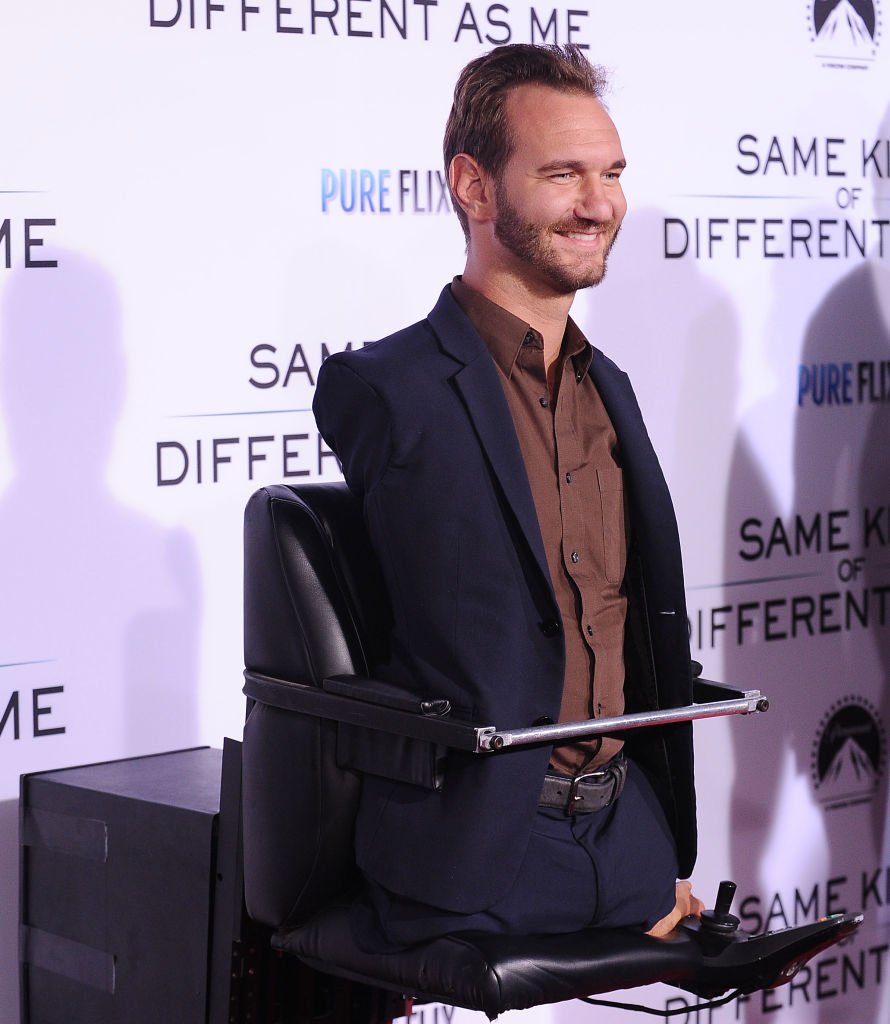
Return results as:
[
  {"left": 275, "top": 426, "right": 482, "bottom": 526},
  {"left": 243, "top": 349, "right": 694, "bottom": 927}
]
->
[{"left": 241, "top": 482, "right": 861, "bottom": 1022}]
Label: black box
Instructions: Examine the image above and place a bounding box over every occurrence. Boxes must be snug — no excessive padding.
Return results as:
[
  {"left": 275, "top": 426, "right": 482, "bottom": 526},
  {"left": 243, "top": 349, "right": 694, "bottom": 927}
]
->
[{"left": 20, "top": 747, "right": 225, "bottom": 1024}]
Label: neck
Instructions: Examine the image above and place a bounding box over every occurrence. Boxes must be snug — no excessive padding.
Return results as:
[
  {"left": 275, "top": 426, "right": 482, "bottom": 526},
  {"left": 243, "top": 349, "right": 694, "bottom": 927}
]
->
[{"left": 461, "top": 253, "right": 574, "bottom": 374}]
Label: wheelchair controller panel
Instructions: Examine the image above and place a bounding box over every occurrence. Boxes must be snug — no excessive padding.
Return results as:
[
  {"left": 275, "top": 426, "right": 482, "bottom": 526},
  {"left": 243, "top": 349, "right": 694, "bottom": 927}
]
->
[{"left": 678, "top": 880, "right": 863, "bottom": 998}]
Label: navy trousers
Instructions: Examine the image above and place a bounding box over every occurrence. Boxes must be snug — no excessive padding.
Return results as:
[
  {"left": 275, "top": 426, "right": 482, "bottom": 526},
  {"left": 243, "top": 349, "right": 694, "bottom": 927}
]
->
[{"left": 359, "top": 759, "right": 678, "bottom": 949}]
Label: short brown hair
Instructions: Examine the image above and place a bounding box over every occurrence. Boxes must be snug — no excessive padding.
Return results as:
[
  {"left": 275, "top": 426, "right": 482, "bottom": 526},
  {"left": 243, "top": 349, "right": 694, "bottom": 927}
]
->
[{"left": 443, "top": 44, "right": 608, "bottom": 238}]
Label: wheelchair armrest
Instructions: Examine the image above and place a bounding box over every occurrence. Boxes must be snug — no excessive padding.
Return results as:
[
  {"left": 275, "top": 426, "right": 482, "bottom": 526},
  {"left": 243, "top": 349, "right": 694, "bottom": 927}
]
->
[
  {"left": 322, "top": 674, "right": 452, "bottom": 717},
  {"left": 693, "top": 676, "right": 768, "bottom": 707},
  {"left": 244, "top": 669, "right": 769, "bottom": 756},
  {"left": 243, "top": 670, "right": 490, "bottom": 752}
]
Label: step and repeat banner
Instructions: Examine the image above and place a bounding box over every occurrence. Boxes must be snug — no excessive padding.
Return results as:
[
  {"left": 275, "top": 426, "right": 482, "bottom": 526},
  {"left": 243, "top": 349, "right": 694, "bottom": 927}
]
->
[{"left": 1, "top": 1, "right": 887, "bottom": 1021}]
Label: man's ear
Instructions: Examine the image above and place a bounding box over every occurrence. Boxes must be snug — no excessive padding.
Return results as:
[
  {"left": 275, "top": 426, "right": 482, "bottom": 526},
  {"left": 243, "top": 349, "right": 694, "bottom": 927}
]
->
[{"left": 449, "top": 153, "right": 496, "bottom": 225}]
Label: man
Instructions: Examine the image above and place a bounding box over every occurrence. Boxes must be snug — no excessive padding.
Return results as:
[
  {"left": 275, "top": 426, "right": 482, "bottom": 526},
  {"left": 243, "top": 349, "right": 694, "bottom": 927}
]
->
[{"left": 313, "top": 43, "right": 702, "bottom": 944}]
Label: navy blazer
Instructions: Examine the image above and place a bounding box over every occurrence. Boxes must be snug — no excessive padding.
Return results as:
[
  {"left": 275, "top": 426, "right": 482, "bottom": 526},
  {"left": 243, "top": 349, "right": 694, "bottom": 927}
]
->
[{"left": 313, "top": 285, "right": 696, "bottom": 914}]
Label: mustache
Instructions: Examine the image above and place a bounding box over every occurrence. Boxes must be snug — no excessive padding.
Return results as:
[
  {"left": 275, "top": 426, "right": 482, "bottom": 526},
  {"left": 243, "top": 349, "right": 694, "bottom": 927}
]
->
[{"left": 551, "top": 218, "right": 620, "bottom": 235}]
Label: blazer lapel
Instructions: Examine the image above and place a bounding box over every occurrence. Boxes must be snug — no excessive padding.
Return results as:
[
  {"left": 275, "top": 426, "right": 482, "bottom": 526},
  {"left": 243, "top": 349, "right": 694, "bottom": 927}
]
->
[
  {"left": 588, "top": 352, "right": 651, "bottom": 463},
  {"left": 427, "top": 288, "right": 554, "bottom": 597}
]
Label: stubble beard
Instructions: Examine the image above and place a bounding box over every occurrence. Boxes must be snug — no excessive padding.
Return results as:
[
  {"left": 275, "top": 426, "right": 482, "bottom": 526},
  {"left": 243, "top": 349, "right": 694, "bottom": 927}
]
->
[{"left": 493, "top": 181, "right": 621, "bottom": 295}]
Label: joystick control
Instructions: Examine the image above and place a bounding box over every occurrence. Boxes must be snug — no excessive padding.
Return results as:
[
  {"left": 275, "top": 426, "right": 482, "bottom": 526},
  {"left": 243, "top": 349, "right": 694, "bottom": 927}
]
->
[
  {"left": 699, "top": 880, "right": 741, "bottom": 937},
  {"left": 681, "top": 880, "right": 744, "bottom": 955}
]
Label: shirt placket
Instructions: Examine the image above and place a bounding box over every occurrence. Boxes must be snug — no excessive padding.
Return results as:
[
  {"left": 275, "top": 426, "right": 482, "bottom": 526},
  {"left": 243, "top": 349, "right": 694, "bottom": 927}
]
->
[{"left": 554, "top": 363, "right": 603, "bottom": 718}]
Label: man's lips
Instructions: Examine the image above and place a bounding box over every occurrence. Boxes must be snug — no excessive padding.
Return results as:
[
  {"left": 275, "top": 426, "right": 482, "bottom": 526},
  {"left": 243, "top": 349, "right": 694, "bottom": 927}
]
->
[
  {"left": 554, "top": 225, "right": 611, "bottom": 246},
  {"left": 562, "top": 230, "right": 603, "bottom": 241}
]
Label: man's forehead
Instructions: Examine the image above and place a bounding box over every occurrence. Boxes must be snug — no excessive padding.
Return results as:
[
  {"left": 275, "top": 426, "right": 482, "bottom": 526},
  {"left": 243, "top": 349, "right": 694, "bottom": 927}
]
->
[{"left": 504, "top": 83, "right": 620, "bottom": 147}]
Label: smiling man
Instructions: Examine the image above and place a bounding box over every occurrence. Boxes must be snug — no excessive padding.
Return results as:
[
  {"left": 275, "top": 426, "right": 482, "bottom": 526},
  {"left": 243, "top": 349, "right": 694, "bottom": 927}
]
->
[{"left": 313, "top": 44, "right": 702, "bottom": 946}]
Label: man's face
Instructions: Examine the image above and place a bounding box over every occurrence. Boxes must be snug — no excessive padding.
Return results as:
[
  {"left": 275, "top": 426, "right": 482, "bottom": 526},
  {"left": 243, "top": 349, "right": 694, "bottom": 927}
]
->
[{"left": 491, "top": 84, "right": 627, "bottom": 295}]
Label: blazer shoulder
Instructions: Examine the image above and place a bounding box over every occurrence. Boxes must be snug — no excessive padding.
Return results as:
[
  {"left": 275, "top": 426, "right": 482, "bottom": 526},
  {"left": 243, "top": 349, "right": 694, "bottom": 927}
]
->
[
  {"left": 321, "top": 317, "right": 437, "bottom": 383},
  {"left": 592, "top": 345, "right": 631, "bottom": 382},
  {"left": 322, "top": 284, "right": 476, "bottom": 382}
]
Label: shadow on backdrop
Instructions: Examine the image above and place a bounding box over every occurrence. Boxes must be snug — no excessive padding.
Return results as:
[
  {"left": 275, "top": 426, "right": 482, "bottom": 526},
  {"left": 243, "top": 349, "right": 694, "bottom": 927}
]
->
[
  {"left": 0, "top": 252, "right": 202, "bottom": 1018},
  {"left": 724, "top": 123, "right": 890, "bottom": 1022}
]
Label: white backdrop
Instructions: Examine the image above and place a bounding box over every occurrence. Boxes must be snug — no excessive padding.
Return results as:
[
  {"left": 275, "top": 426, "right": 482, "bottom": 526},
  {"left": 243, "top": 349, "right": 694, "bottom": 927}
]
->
[{"left": 1, "top": 2, "right": 888, "bottom": 1022}]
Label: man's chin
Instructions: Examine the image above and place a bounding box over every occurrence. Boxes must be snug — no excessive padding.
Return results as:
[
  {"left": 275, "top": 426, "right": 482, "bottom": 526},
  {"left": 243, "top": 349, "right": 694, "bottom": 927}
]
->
[
  {"left": 545, "top": 260, "right": 609, "bottom": 295},
  {"left": 581, "top": 263, "right": 609, "bottom": 289}
]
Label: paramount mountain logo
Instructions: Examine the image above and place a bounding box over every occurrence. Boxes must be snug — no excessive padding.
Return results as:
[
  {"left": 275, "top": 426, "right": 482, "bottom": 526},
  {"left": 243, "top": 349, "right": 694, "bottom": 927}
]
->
[
  {"left": 811, "top": 695, "right": 886, "bottom": 808},
  {"left": 818, "top": 0, "right": 875, "bottom": 43},
  {"left": 808, "top": 0, "right": 883, "bottom": 65}
]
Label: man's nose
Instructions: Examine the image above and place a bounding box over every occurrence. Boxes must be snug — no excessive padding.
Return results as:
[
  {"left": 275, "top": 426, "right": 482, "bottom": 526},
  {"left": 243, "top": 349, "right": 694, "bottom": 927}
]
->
[{"left": 575, "top": 179, "right": 617, "bottom": 223}]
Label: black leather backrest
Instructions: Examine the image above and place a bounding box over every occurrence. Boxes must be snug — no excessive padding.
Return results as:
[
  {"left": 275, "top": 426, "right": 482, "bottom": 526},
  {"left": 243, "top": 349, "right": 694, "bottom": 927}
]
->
[
  {"left": 242, "top": 482, "right": 390, "bottom": 928},
  {"left": 244, "top": 481, "right": 390, "bottom": 683}
]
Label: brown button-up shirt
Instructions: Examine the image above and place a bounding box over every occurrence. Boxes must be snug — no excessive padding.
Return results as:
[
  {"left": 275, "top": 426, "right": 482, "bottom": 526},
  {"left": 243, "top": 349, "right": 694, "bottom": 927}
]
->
[{"left": 451, "top": 278, "right": 628, "bottom": 774}]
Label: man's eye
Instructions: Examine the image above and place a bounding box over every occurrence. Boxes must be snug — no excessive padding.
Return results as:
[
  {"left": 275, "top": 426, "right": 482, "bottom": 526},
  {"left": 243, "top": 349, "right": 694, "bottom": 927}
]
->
[{"left": 551, "top": 172, "right": 574, "bottom": 181}]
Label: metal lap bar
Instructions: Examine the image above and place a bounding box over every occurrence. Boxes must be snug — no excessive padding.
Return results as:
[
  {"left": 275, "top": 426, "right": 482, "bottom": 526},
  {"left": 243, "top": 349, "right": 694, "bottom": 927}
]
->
[{"left": 476, "top": 688, "right": 769, "bottom": 752}]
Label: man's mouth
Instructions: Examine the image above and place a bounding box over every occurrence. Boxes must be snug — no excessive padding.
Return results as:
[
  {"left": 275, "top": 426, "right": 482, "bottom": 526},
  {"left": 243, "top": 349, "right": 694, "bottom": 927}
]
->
[{"left": 554, "top": 221, "right": 613, "bottom": 243}]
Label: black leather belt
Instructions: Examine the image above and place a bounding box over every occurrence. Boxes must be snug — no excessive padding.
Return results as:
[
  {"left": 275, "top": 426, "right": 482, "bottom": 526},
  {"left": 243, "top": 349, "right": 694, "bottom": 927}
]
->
[{"left": 539, "top": 757, "right": 627, "bottom": 816}]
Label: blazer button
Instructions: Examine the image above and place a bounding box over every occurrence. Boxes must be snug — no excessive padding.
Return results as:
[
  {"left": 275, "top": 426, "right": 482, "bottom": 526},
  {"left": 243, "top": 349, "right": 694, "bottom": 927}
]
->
[
  {"left": 539, "top": 619, "right": 561, "bottom": 638},
  {"left": 533, "top": 715, "right": 554, "bottom": 727}
]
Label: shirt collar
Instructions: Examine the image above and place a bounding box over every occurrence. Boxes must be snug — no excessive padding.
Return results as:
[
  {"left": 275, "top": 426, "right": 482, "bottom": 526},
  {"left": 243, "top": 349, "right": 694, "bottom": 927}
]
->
[{"left": 450, "top": 276, "right": 593, "bottom": 380}]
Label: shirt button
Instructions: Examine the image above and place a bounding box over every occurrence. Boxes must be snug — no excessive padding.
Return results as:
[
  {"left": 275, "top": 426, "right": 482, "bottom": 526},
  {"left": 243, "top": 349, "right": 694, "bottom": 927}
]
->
[
  {"left": 565, "top": 471, "right": 573, "bottom": 483},
  {"left": 586, "top": 624, "right": 593, "bottom": 636},
  {"left": 576, "top": 371, "right": 584, "bottom": 382},
  {"left": 571, "top": 551, "right": 580, "bottom": 563},
  {"left": 539, "top": 397, "right": 550, "bottom": 408}
]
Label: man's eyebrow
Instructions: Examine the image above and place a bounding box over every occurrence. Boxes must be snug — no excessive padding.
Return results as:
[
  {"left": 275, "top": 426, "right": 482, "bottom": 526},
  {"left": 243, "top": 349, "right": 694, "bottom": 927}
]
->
[{"left": 537, "top": 157, "right": 627, "bottom": 173}]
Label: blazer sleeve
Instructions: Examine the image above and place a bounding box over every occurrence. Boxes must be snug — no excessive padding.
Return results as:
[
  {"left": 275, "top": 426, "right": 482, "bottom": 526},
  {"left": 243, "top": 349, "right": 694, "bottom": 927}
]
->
[{"left": 313, "top": 354, "right": 393, "bottom": 497}]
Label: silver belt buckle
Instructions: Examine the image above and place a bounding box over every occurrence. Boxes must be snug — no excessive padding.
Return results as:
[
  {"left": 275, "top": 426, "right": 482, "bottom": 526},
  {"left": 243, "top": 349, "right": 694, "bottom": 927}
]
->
[{"left": 567, "top": 765, "right": 613, "bottom": 813}]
